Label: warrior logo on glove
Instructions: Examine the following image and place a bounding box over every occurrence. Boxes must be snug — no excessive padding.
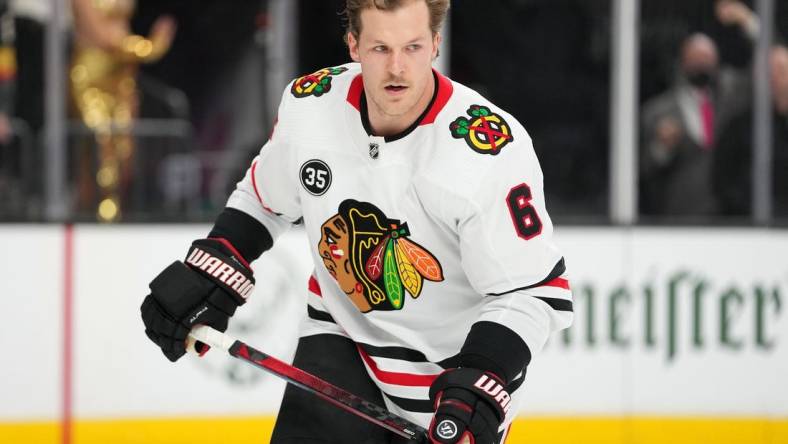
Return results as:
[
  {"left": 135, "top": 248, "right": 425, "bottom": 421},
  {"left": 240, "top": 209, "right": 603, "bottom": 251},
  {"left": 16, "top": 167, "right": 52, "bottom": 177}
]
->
[
  {"left": 186, "top": 246, "right": 255, "bottom": 300},
  {"left": 474, "top": 374, "right": 512, "bottom": 414},
  {"left": 318, "top": 199, "right": 443, "bottom": 313},
  {"left": 436, "top": 420, "right": 459, "bottom": 439}
]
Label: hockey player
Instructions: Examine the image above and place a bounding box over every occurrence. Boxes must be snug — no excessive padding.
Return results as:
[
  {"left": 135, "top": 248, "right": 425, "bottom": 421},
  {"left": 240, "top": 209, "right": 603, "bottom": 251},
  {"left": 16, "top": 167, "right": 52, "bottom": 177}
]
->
[{"left": 140, "top": 0, "right": 573, "bottom": 442}]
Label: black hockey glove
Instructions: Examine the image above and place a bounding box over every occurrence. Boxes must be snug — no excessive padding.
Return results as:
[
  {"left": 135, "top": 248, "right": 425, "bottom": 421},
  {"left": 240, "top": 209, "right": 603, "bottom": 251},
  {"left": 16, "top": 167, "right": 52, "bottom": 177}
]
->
[
  {"left": 427, "top": 368, "right": 510, "bottom": 444},
  {"left": 140, "top": 238, "right": 255, "bottom": 362}
]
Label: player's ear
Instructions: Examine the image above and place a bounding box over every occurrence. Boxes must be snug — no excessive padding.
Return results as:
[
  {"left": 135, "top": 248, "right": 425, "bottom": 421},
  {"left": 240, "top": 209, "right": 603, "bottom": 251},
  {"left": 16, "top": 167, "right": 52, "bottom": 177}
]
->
[
  {"left": 347, "top": 32, "right": 361, "bottom": 62},
  {"left": 432, "top": 32, "right": 441, "bottom": 60}
]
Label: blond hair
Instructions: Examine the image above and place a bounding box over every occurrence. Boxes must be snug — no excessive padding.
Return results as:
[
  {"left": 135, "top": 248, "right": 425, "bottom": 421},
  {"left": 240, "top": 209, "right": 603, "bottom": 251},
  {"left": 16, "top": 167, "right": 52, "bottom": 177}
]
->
[{"left": 343, "top": 0, "right": 450, "bottom": 43}]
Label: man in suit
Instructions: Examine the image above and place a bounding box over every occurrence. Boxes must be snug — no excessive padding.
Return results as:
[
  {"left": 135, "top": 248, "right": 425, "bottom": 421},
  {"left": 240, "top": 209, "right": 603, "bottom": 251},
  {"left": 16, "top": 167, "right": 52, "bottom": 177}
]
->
[{"left": 640, "top": 0, "right": 757, "bottom": 218}]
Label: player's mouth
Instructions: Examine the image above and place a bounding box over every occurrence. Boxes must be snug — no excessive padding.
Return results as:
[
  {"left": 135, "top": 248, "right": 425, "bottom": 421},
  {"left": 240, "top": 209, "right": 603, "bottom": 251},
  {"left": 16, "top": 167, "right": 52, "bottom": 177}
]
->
[{"left": 384, "top": 84, "right": 408, "bottom": 95}]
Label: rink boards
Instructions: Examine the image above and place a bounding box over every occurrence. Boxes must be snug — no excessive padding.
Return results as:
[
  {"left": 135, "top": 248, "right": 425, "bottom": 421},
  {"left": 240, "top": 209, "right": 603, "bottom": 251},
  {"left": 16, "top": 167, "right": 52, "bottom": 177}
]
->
[{"left": 0, "top": 225, "right": 786, "bottom": 444}]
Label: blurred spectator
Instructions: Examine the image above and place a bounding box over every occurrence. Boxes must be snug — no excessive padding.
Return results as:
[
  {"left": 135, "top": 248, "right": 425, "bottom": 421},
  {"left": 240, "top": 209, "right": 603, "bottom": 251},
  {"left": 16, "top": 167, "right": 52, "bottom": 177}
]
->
[
  {"left": 9, "top": 0, "right": 59, "bottom": 136},
  {"left": 133, "top": 0, "right": 267, "bottom": 213},
  {"left": 0, "top": 0, "right": 15, "bottom": 145},
  {"left": 70, "top": 0, "right": 175, "bottom": 222},
  {"left": 0, "top": 0, "right": 17, "bottom": 215},
  {"left": 640, "top": 0, "right": 757, "bottom": 217},
  {"left": 639, "top": 0, "right": 763, "bottom": 103},
  {"left": 713, "top": 46, "right": 788, "bottom": 218},
  {"left": 0, "top": 0, "right": 54, "bottom": 219}
]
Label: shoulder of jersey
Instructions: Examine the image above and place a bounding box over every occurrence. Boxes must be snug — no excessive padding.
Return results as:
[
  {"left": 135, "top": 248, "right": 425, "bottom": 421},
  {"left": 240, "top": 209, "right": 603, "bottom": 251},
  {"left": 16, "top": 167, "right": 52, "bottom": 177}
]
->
[
  {"left": 432, "top": 79, "right": 529, "bottom": 160},
  {"left": 425, "top": 77, "right": 535, "bottom": 188},
  {"left": 417, "top": 78, "right": 537, "bottom": 199},
  {"left": 284, "top": 62, "right": 360, "bottom": 108}
]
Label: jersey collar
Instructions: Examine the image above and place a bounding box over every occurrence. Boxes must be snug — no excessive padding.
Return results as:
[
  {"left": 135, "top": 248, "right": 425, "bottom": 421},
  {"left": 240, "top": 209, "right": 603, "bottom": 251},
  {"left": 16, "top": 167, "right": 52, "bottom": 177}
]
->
[{"left": 346, "top": 69, "right": 454, "bottom": 143}]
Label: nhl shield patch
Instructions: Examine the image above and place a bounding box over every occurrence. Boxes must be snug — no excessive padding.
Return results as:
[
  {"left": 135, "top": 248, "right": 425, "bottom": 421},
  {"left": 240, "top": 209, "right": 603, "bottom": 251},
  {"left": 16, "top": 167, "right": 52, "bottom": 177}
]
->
[
  {"left": 450, "top": 105, "right": 514, "bottom": 155},
  {"left": 291, "top": 66, "right": 349, "bottom": 98}
]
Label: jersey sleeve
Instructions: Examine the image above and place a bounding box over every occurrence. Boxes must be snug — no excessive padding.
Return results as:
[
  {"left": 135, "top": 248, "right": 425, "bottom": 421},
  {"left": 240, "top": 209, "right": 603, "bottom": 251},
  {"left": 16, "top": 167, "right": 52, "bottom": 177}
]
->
[
  {"left": 457, "top": 125, "right": 573, "bottom": 375},
  {"left": 225, "top": 84, "right": 302, "bottom": 240},
  {"left": 458, "top": 128, "right": 564, "bottom": 294}
]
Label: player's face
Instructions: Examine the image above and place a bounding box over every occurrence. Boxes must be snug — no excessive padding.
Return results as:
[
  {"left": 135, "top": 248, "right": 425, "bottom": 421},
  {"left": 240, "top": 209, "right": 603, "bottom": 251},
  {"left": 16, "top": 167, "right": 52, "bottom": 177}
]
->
[{"left": 347, "top": 0, "right": 440, "bottom": 127}]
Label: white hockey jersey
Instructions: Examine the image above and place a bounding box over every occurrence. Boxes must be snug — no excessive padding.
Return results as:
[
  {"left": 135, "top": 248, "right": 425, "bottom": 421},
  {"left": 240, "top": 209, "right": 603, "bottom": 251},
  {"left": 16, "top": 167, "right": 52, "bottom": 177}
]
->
[{"left": 227, "top": 63, "right": 573, "bottom": 429}]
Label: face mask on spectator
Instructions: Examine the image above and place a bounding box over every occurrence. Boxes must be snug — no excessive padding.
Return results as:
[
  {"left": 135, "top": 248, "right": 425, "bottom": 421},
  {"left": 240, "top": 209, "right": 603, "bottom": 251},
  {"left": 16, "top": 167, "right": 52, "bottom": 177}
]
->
[{"left": 687, "top": 70, "right": 716, "bottom": 88}]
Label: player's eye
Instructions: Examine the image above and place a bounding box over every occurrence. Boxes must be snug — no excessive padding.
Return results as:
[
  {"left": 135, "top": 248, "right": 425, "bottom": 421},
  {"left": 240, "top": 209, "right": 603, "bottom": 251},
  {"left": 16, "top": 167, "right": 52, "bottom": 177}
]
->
[
  {"left": 406, "top": 44, "right": 421, "bottom": 52},
  {"left": 373, "top": 45, "right": 388, "bottom": 53}
]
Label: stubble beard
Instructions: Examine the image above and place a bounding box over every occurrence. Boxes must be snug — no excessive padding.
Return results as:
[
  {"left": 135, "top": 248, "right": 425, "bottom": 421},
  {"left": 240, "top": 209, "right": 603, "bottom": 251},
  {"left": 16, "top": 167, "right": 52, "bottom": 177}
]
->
[{"left": 371, "top": 80, "right": 426, "bottom": 120}]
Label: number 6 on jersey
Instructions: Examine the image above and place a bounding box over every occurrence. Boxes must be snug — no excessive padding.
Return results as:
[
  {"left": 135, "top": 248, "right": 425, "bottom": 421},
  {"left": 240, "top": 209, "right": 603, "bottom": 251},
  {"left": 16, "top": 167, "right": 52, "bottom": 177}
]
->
[{"left": 507, "top": 183, "right": 543, "bottom": 240}]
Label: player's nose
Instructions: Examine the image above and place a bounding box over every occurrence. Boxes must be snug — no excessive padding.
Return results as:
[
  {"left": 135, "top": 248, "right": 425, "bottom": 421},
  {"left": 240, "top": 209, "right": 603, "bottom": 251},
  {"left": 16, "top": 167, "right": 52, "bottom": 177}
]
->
[{"left": 387, "top": 51, "right": 405, "bottom": 76}]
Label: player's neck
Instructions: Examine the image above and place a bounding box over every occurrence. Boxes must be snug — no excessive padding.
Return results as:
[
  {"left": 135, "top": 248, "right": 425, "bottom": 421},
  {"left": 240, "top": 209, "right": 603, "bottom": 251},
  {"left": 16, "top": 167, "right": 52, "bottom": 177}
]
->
[{"left": 365, "top": 73, "right": 436, "bottom": 138}]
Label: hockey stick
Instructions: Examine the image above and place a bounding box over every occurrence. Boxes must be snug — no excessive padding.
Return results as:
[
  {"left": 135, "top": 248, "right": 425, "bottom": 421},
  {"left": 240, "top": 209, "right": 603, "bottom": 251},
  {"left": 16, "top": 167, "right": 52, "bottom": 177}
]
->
[{"left": 187, "top": 325, "right": 429, "bottom": 443}]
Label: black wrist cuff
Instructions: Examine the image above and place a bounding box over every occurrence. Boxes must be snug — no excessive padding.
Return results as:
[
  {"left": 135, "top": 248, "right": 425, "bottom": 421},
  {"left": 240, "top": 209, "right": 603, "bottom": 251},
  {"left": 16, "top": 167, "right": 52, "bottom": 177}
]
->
[
  {"left": 459, "top": 321, "right": 531, "bottom": 385},
  {"left": 208, "top": 207, "right": 274, "bottom": 263}
]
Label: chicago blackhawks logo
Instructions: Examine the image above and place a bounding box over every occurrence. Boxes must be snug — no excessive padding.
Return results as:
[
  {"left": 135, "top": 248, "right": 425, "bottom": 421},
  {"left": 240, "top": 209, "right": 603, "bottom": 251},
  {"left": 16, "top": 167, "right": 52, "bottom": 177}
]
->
[
  {"left": 450, "top": 105, "right": 513, "bottom": 155},
  {"left": 291, "top": 66, "right": 349, "bottom": 98},
  {"left": 318, "top": 200, "right": 443, "bottom": 313}
]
